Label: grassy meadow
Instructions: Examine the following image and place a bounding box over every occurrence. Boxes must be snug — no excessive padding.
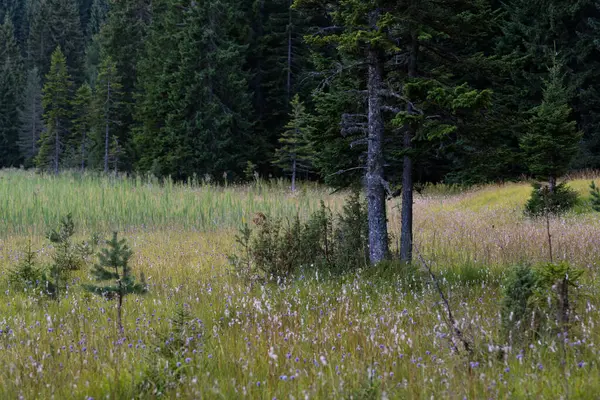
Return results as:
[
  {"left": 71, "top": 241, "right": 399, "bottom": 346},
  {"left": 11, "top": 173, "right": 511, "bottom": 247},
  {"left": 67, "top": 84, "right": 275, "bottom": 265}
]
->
[{"left": 1, "top": 169, "right": 600, "bottom": 399}]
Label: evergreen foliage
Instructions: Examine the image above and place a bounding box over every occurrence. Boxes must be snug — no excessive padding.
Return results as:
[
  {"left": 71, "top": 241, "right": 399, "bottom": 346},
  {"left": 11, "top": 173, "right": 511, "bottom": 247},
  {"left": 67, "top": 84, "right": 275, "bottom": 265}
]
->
[
  {"left": 590, "top": 181, "right": 600, "bottom": 212},
  {"left": 37, "top": 47, "right": 72, "bottom": 174},
  {"left": 231, "top": 192, "right": 369, "bottom": 280},
  {"left": 273, "top": 94, "right": 312, "bottom": 191},
  {"left": 8, "top": 240, "right": 44, "bottom": 291},
  {"left": 18, "top": 67, "right": 43, "bottom": 166},
  {"left": 85, "top": 232, "right": 147, "bottom": 331},
  {"left": 46, "top": 214, "right": 81, "bottom": 299},
  {"left": 26, "top": 0, "right": 84, "bottom": 82},
  {"left": 94, "top": 54, "right": 122, "bottom": 173},
  {"left": 0, "top": 15, "right": 24, "bottom": 167},
  {"left": 524, "top": 182, "right": 579, "bottom": 217},
  {"left": 520, "top": 58, "right": 582, "bottom": 190},
  {"left": 135, "top": 0, "right": 253, "bottom": 180},
  {"left": 69, "top": 82, "right": 93, "bottom": 170}
]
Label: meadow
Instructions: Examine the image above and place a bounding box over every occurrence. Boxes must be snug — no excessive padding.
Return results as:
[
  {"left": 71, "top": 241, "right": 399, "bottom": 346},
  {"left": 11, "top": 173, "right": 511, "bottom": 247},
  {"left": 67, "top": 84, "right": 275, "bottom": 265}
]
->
[{"left": 1, "top": 169, "right": 600, "bottom": 399}]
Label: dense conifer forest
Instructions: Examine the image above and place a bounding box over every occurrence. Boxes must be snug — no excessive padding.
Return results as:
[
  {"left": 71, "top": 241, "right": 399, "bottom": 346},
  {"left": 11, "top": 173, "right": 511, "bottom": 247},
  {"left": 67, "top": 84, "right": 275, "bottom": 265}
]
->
[{"left": 0, "top": 0, "right": 596, "bottom": 185}]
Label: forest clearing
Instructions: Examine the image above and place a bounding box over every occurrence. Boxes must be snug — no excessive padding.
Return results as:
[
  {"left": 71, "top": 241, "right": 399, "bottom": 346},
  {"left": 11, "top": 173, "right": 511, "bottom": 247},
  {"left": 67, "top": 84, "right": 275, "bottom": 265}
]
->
[{"left": 1, "top": 170, "right": 599, "bottom": 399}]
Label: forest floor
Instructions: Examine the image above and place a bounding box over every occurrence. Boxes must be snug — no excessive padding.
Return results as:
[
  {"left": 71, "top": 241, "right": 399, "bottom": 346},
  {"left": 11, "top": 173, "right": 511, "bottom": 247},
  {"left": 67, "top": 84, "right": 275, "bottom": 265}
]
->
[{"left": 1, "top": 169, "right": 599, "bottom": 399}]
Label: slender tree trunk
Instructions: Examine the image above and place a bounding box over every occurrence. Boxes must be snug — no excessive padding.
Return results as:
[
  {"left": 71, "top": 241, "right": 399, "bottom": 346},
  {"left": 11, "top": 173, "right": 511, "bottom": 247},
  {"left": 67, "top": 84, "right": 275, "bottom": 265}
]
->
[
  {"left": 291, "top": 155, "right": 297, "bottom": 192},
  {"left": 366, "top": 48, "right": 388, "bottom": 264},
  {"left": 286, "top": 0, "right": 293, "bottom": 103},
  {"left": 549, "top": 175, "right": 557, "bottom": 193},
  {"left": 117, "top": 293, "right": 123, "bottom": 332},
  {"left": 400, "top": 32, "right": 419, "bottom": 264},
  {"left": 54, "top": 118, "right": 59, "bottom": 175},
  {"left": 104, "top": 80, "right": 111, "bottom": 174},
  {"left": 81, "top": 130, "right": 86, "bottom": 172},
  {"left": 31, "top": 96, "right": 37, "bottom": 158}
]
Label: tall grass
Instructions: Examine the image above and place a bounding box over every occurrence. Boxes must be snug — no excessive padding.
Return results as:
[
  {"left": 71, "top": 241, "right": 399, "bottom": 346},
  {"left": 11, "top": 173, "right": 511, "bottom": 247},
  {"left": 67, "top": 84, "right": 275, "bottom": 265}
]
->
[{"left": 0, "top": 169, "right": 343, "bottom": 236}]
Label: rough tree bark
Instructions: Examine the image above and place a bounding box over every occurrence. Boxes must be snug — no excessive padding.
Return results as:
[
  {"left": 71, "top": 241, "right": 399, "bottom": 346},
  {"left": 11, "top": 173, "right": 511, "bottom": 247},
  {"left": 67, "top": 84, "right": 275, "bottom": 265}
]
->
[
  {"left": 366, "top": 48, "right": 389, "bottom": 264},
  {"left": 400, "top": 31, "right": 418, "bottom": 264}
]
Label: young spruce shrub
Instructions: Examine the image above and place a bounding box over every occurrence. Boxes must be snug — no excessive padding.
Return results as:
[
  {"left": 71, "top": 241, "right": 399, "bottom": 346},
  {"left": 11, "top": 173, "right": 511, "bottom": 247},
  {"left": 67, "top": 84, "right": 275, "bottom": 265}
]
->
[
  {"left": 8, "top": 240, "right": 44, "bottom": 291},
  {"left": 589, "top": 181, "right": 600, "bottom": 212},
  {"left": 501, "top": 261, "right": 583, "bottom": 345},
  {"left": 524, "top": 182, "right": 579, "bottom": 217},
  {"left": 84, "top": 232, "right": 147, "bottom": 331}
]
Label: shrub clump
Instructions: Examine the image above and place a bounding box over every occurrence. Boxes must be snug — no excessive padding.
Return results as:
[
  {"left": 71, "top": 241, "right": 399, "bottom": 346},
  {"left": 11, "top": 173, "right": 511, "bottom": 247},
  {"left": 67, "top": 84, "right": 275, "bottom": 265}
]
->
[
  {"left": 230, "top": 191, "right": 369, "bottom": 280},
  {"left": 524, "top": 182, "right": 579, "bottom": 217}
]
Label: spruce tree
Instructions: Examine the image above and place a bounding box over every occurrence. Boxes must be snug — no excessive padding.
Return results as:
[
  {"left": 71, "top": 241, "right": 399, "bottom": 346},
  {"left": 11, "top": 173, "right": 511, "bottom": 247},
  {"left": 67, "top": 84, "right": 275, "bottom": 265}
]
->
[
  {"left": 520, "top": 58, "right": 582, "bottom": 191},
  {"left": 70, "top": 82, "right": 93, "bottom": 171},
  {"left": 273, "top": 94, "right": 312, "bottom": 191},
  {"left": 26, "top": 0, "right": 85, "bottom": 82},
  {"left": 88, "top": 0, "right": 108, "bottom": 37},
  {"left": 96, "top": 0, "right": 151, "bottom": 168},
  {"left": 85, "top": 232, "right": 146, "bottom": 332},
  {"left": 135, "top": 0, "right": 253, "bottom": 180},
  {"left": 18, "top": 67, "right": 44, "bottom": 166},
  {"left": 37, "top": 46, "right": 72, "bottom": 174},
  {"left": 94, "top": 54, "right": 122, "bottom": 173},
  {"left": 0, "top": 15, "right": 24, "bottom": 167}
]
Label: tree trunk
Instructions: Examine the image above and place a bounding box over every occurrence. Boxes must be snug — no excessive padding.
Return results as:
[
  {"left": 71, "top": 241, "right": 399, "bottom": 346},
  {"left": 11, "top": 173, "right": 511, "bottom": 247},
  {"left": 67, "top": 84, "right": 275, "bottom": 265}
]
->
[
  {"left": 549, "top": 175, "right": 557, "bottom": 193},
  {"left": 366, "top": 48, "right": 388, "bottom": 264},
  {"left": 104, "top": 80, "right": 111, "bottom": 174},
  {"left": 400, "top": 32, "right": 419, "bottom": 264},
  {"left": 54, "top": 118, "right": 59, "bottom": 175},
  {"left": 291, "top": 155, "right": 297, "bottom": 192},
  {"left": 286, "top": 0, "right": 293, "bottom": 103},
  {"left": 81, "top": 130, "right": 86, "bottom": 172},
  {"left": 117, "top": 293, "right": 123, "bottom": 332}
]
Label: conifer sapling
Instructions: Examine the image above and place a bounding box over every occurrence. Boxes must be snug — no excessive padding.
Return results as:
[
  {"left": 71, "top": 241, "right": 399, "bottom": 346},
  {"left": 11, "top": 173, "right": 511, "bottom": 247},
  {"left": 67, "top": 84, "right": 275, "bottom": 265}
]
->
[{"left": 85, "top": 232, "right": 146, "bottom": 331}]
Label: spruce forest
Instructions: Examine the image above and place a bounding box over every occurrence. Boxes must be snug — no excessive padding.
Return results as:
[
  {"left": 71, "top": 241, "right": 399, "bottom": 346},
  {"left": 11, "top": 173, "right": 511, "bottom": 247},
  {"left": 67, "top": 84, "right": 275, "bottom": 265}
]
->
[{"left": 2, "top": 0, "right": 600, "bottom": 399}]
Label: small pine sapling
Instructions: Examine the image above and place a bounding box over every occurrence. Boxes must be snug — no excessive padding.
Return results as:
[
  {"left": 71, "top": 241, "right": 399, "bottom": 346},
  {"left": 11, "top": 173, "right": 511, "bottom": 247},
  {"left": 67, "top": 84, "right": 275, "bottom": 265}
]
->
[
  {"left": 590, "top": 181, "right": 600, "bottom": 212},
  {"left": 85, "top": 232, "right": 147, "bottom": 331},
  {"left": 46, "top": 214, "right": 80, "bottom": 299},
  {"left": 8, "top": 240, "right": 43, "bottom": 291}
]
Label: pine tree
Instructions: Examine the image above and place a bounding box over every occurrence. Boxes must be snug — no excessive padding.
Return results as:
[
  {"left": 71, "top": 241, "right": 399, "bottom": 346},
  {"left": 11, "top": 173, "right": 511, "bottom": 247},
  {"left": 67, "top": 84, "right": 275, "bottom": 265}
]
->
[
  {"left": 273, "top": 94, "right": 312, "bottom": 191},
  {"left": 0, "top": 15, "right": 24, "bottom": 167},
  {"left": 520, "top": 57, "right": 582, "bottom": 191},
  {"left": 70, "top": 82, "right": 93, "bottom": 171},
  {"left": 94, "top": 55, "right": 122, "bottom": 173},
  {"left": 37, "top": 46, "right": 72, "bottom": 174},
  {"left": 18, "top": 67, "right": 44, "bottom": 166},
  {"left": 84, "top": 232, "right": 147, "bottom": 332}
]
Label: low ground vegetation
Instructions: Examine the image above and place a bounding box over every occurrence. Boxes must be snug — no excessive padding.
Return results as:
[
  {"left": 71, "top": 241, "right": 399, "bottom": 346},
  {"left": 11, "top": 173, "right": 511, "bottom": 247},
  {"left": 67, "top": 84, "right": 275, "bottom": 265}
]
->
[{"left": 1, "top": 170, "right": 600, "bottom": 398}]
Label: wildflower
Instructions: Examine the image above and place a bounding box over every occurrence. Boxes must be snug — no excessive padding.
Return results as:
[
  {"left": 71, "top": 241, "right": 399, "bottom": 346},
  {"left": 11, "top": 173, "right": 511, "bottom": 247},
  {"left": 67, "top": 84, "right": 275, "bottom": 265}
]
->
[
  {"left": 185, "top": 358, "right": 192, "bottom": 363},
  {"left": 470, "top": 361, "right": 479, "bottom": 368}
]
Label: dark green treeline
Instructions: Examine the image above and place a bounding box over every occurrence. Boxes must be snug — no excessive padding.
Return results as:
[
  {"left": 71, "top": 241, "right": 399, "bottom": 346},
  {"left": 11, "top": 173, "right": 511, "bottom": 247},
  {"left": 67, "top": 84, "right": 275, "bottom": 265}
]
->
[{"left": 0, "top": 0, "right": 599, "bottom": 186}]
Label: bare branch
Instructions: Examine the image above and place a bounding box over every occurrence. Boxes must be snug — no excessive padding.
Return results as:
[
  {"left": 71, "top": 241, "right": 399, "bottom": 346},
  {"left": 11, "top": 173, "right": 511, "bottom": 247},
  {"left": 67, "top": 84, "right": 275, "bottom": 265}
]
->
[
  {"left": 350, "top": 138, "right": 368, "bottom": 148},
  {"left": 326, "top": 166, "right": 366, "bottom": 178},
  {"left": 382, "top": 105, "right": 402, "bottom": 114},
  {"left": 341, "top": 126, "right": 368, "bottom": 136},
  {"left": 413, "top": 243, "right": 473, "bottom": 354}
]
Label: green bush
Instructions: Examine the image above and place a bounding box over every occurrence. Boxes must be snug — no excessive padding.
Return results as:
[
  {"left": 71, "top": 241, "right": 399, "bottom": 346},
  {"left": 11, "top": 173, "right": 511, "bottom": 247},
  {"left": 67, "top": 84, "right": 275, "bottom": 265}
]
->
[
  {"left": 231, "top": 191, "right": 370, "bottom": 280},
  {"left": 590, "top": 181, "right": 600, "bottom": 212},
  {"left": 500, "top": 261, "right": 583, "bottom": 345},
  {"left": 524, "top": 182, "right": 579, "bottom": 216},
  {"left": 8, "top": 240, "right": 45, "bottom": 291}
]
